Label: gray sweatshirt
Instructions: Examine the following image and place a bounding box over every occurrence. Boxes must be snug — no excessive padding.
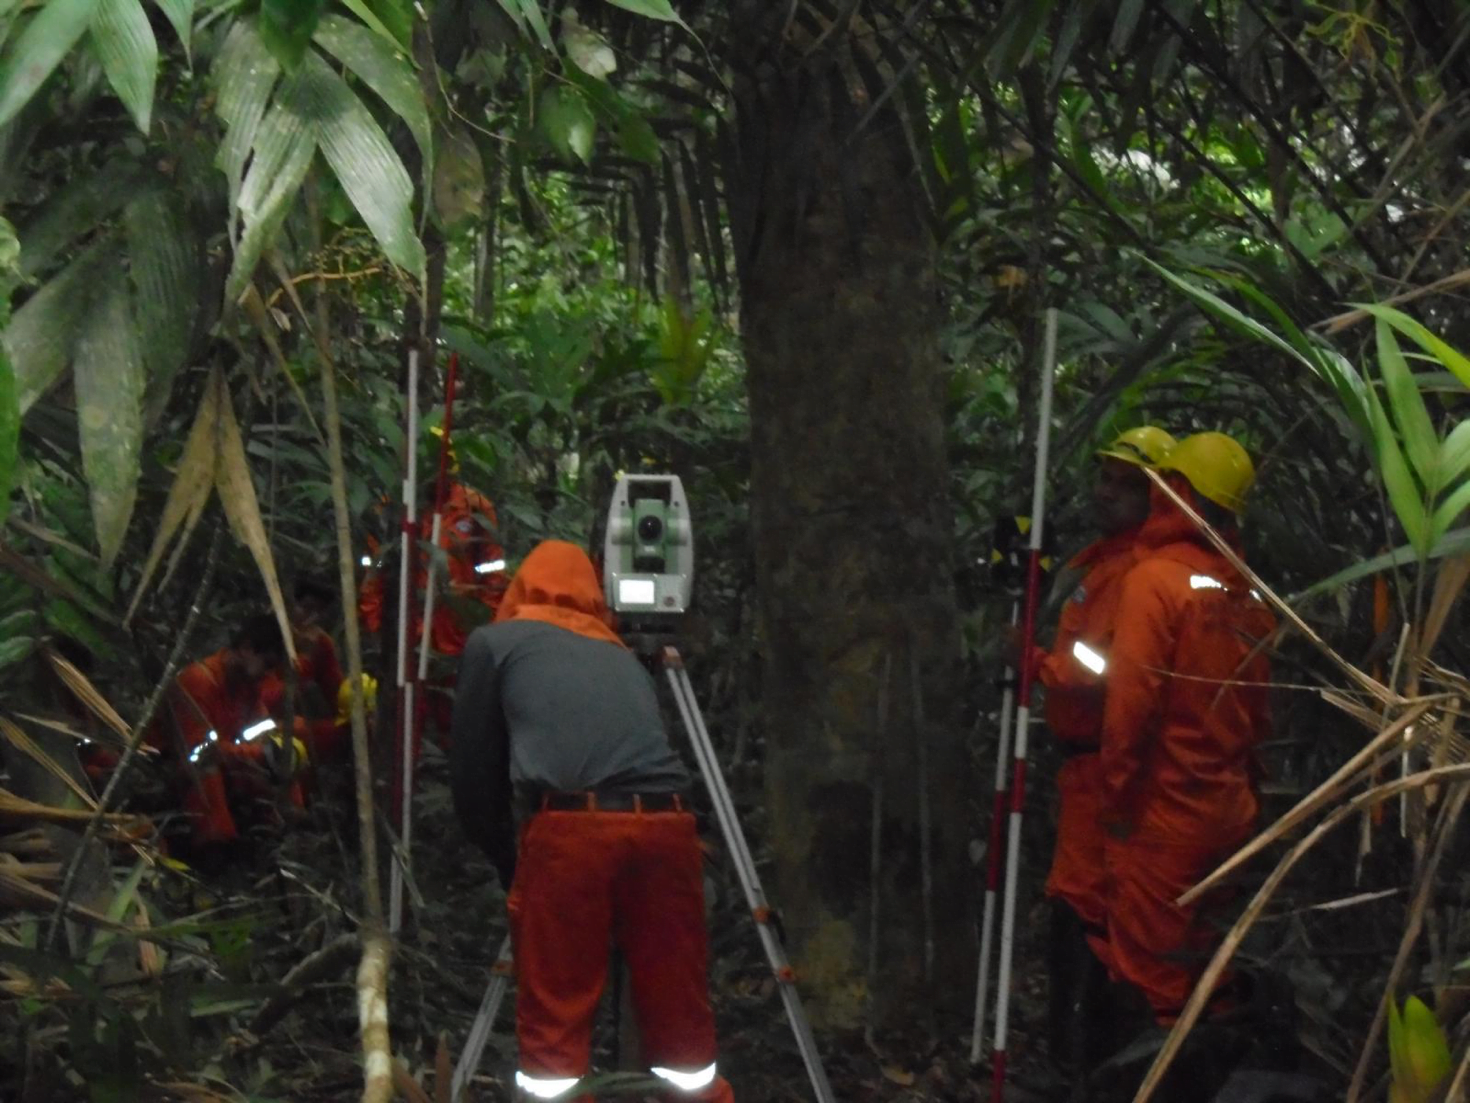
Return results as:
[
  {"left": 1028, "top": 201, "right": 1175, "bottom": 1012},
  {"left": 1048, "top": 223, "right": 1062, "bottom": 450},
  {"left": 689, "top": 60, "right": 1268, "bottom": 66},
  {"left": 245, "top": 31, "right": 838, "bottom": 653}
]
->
[{"left": 450, "top": 620, "right": 689, "bottom": 881}]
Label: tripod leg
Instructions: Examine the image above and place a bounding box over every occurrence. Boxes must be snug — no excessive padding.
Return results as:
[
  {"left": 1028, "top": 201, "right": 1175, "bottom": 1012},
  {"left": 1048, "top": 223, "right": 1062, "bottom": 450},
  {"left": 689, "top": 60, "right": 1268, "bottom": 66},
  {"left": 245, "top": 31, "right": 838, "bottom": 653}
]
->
[
  {"left": 662, "top": 648, "right": 837, "bottom": 1103},
  {"left": 452, "top": 934, "right": 514, "bottom": 1102}
]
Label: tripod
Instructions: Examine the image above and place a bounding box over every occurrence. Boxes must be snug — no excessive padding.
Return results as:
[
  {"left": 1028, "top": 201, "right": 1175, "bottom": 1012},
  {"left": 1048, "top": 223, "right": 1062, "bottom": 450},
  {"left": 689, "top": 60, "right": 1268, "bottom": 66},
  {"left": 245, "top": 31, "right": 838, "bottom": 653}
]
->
[{"left": 451, "top": 645, "right": 837, "bottom": 1103}]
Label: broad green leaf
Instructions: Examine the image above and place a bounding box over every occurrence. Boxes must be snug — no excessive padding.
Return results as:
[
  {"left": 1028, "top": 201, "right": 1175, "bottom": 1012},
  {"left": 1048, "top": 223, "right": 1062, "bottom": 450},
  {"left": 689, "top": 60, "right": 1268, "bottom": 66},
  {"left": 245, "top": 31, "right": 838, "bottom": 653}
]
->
[
  {"left": 563, "top": 9, "right": 615, "bottom": 77},
  {"left": 1430, "top": 480, "right": 1470, "bottom": 550},
  {"left": 312, "top": 13, "right": 430, "bottom": 164},
  {"left": 258, "top": 0, "right": 327, "bottom": 70},
  {"left": 1357, "top": 303, "right": 1470, "bottom": 390},
  {"left": 0, "top": 0, "right": 100, "bottom": 126},
  {"left": 3, "top": 236, "right": 111, "bottom": 411},
  {"left": 0, "top": 346, "right": 17, "bottom": 530},
  {"left": 1439, "top": 420, "right": 1470, "bottom": 487},
  {"left": 17, "top": 163, "right": 135, "bottom": 277},
  {"left": 0, "top": 214, "right": 18, "bottom": 288},
  {"left": 213, "top": 22, "right": 281, "bottom": 231},
  {"left": 1375, "top": 318, "right": 1439, "bottom": 491},
  {"left": 1148, "top": 260, "right": 1316, "bottom": 372},
  {"left": 289, "top": 51, "right": 424, "bottom": 279},
  {"left": 1292, "top": 532, "right": 1470, "bottom": 601},
  {"left": 71, "top": 270, "right": 144, "bottom": 568},
  {"left": 1368, "top": 390, "right": 1430, "bottom": 557},
  {"left": 538, "top": 84, "right": 595, "bottom": 164},
  {"left": 123, "top": 189, "right": 197, "bottom": 414},
  {"left": 224, "top": 95, "right": 314, "bottom": 305},
  {"left": 90, "top": 0, "right": 158, "bottom": 134},
  {"left": 150, "top": 0, "right": 192, "bottom": 56}
]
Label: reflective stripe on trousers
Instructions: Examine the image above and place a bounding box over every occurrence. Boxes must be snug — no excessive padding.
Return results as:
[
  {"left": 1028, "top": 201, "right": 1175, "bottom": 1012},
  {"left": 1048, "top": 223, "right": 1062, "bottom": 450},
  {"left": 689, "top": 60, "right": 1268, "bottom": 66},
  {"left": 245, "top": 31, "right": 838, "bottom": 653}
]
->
[{"left": 515, "top": 1062, "right": 719, "bottom": 1097}]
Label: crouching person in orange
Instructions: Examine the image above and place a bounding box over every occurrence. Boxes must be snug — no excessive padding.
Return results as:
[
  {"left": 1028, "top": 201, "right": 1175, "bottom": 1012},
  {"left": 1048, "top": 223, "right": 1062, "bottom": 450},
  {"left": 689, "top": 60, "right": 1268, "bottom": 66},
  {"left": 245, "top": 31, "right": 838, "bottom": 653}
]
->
[
  {"left": 450, "top": 541, "right": 734, "bottom": 1103},
  {"left": 1096, "top": 432, "right": 1275, "bottom": 1024},
  {"left": 1019, "top": 426, "right": 1174, "bottom": 1068},
  {"left": 156, "top": 615, "right": 308, "bottom": 854},
  {"left": 259, "top": 578, "right": 348, "bottom": 765}
]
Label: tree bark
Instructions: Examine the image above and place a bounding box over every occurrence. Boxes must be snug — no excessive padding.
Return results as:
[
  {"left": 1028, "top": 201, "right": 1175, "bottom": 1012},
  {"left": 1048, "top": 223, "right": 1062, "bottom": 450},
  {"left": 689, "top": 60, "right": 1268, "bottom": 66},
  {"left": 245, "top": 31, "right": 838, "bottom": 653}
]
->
[{"left": 726, "top": 5, "right": 969, "bottom": 1031}]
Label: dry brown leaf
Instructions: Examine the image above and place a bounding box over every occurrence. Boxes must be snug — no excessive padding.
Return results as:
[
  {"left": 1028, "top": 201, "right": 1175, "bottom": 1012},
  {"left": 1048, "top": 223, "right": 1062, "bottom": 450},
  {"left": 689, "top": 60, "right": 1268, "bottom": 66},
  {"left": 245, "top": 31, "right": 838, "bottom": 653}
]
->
[
  {"left": 44, "top": 649, "right": 131, "bottom": 740},
  {"left": 126, "top": 373, "right": 221, "bottom": 623},
  {"left": 0, "top": 716, "right": 98, "bottom": 810},
  {"left": 212, "top": 370, "right": 296, "bottom": 664},
  {"left": 1420, "top": 556, "right": 1470, "bottom": 666}
]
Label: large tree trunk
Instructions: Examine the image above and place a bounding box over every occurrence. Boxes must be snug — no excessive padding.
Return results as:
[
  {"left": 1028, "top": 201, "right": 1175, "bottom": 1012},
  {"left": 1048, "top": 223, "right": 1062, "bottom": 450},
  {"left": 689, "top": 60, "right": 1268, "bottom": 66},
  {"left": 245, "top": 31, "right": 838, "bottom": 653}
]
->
[{"left": 726, "top": 6, "right": 970, "bottom": 1031}]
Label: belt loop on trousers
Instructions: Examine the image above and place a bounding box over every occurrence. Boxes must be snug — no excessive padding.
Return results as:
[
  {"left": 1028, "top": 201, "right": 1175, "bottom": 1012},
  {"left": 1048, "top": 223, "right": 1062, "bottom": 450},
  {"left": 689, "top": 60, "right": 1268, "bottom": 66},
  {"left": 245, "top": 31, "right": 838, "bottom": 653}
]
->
[{"left": 633, "top": 794, "right": 642, "bottom": 813}]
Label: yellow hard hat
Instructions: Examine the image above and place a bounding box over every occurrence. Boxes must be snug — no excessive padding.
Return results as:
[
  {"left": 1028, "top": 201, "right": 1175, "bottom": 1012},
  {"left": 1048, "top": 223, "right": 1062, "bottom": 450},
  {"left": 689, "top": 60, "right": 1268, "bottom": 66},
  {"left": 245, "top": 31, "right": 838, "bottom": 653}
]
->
[
  {"left": 1097, "top": 426, "right": 1176, "bottom": 467},
  {"left": 1159, "top": 432, "right": 1255, "bottom": 513},
  {"left": 336, "top": 673, "right": 380, "bottom": 723}
]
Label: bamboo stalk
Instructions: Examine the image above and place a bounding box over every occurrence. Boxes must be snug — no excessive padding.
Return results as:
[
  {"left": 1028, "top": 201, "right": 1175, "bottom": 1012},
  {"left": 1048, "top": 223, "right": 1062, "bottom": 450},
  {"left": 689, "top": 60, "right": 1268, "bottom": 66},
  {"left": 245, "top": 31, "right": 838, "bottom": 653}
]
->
[
  {"left": 1178, "top": 699, "right": 1438, "bottom": 905},
  {"left": 1131, "top": 762, "right": 1470, "bottom": 1103},
  {"left": 307, "top": 175, "right": 392, "bottom": 1103}
]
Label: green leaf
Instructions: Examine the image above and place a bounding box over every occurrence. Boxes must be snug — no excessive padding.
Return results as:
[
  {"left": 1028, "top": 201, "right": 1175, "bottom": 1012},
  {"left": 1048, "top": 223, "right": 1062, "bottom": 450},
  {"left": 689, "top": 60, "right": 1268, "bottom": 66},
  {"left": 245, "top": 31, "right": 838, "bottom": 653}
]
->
[
  {"left": 288, "top": 50, "right": 425, "bottom": 279},
  {"left": 16, "top": 163, "right": 136, "bottom": 278},
  {"left": 258, "top": 0, "right": 327, "bottom": 70},
  {"left": 601, "top": 0, "right": 686, "bottom": 23},
  {"left": 224, "top": 94, "right": 315, "bottom": 305},
  {"left": 150, "top": 0, "right": 192, "bottom": 56},
  {"left": 123, "top": 189, "right": 197, "bottom": 415},
  {"left": 3, "top": 236, "right": 112, "bottom": 412},
  {"left": 1356, "top": 303, "right": 1470, "bottom": 390},
  {"left": 1368, "top": 390, "right": 1431, "bottom": 558},
  {"left": 72, "top": 270, "right": 144, "bottom": 568},
  {"left": 90, "top": 0, "right": 158, "bottom": 134},
  {"left": 213, "top": 22, "right": 282, "bottom": 231},
  {"left": 0, "top": 0, "right": 100, "bottom": 126},
  {"left": 1397, "top": 997, "right": 1452, "bottom": 1102},
  {"left": 0, "top": 346, "right": 17, "bottom": 531},
  {"left": 312, "top": 13, "right": 430, "bottom": 165},
  {"left": 562, "top": 8, "right": 616, "bottom": 77},
  {"left": 1439, "top": 420, "right": 1470, "bottom": 488},
  {"left": 431, "top": 123, "right": 484, "bottom": 231},
  {"left": 1375, "top": 318, "right": 1439, "bottom": 491},
  {"left": 617, "top": 110, "right": 658, "bottom": 163},
  {"left": 1430, "top": 480, "right": 1470, "bottom": 551},
  {"left": 513, "top": 0, "right": 554, "bottom": 50},
  {"left": 337, "top": 0, "right": 409, "bottom": 50},
  {"left": 538, "top": 84, "right": 595, "bottom": 164}
]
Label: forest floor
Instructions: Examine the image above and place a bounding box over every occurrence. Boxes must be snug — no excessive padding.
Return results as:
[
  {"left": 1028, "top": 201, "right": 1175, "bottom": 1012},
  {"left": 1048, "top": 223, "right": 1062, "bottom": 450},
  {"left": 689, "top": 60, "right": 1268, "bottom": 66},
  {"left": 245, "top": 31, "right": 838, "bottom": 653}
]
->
[{"left": 208, "top": 745, "right": 1064, "bottom": 1103}]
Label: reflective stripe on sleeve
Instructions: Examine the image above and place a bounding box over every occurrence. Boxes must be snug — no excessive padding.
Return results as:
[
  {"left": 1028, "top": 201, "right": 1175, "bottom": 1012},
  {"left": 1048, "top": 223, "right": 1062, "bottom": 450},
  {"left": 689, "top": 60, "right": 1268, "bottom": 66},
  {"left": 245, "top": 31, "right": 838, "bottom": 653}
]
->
[{"left": 1071, "top": 640, "right": 1107, "bottom": 675}]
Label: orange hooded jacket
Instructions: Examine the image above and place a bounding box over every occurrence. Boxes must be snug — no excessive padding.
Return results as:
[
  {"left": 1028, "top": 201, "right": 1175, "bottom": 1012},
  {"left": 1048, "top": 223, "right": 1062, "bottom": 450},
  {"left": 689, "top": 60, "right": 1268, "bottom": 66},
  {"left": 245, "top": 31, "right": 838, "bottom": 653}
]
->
[
  {"left": 1030, "top": 530, "right": 1141, "bottom": 927},
  {"left": 1096, "top": 479, "right": 1275, "bottom": 1017},
  {"left": 360, "top": 484, "right": 509, "bottom": 657},
  {"left": 494, "top": 540, "right": 625, "bottom": 647}
]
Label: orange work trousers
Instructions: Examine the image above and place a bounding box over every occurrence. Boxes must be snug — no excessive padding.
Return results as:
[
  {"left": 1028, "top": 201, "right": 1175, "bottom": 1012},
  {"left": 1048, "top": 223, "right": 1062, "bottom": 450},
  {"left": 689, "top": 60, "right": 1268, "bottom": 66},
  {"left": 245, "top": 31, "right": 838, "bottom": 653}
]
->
[
  {"left": 1100, "top": 827, "right": 1245, "bottom": 1022},
  {"left": 1044, "top": 752, "right": 1107, "bottom": 929},
  {"left": 508, "top": 809, "right": 734, "bottom": 1102}
]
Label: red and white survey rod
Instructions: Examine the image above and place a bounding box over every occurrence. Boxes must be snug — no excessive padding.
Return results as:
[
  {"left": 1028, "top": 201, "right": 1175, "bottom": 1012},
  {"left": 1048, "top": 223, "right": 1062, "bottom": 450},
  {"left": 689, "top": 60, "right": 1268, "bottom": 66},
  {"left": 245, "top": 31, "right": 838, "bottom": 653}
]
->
[
  {"left": 970, "top": 596, "right": 1018, "bottom": 1064},
  {"left": 389, "top": 352, "right": 459, "bottom": 934},
  {"left": 989, "top": 308, "right": 1057, "bottom": 1099}
]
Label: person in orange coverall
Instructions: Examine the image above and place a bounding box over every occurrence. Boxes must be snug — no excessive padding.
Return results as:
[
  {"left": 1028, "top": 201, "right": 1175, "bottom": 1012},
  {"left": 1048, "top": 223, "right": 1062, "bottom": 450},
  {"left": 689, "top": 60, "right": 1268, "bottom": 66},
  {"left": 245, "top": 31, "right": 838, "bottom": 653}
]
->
[
  {"left": 156, "top": 615, "right": 307, "bottom": 852},
  {"left": 1095, "top": 432, "right": 1275, "bottom": 1024},
  {"left": 1019, "top": 426, "right": 1175, "bottom": 1069},
  {"left": 450, "top": 541, "right": 734, "bottom": 1103},
  {"left": 258, "top": 578, "right": 349, "bottom": 765}
]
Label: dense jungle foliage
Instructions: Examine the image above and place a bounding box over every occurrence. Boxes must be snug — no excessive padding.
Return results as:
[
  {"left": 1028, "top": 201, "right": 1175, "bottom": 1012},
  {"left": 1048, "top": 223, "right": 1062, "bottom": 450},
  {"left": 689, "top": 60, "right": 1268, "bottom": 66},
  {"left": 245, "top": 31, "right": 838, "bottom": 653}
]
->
[{"left": 1, "top": 0, "right": 1469, "bottom": 1100}]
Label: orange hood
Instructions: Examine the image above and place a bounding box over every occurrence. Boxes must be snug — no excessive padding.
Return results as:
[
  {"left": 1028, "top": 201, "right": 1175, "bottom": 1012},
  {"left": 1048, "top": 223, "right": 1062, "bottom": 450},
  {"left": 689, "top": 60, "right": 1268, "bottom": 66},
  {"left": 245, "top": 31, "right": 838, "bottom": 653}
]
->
[
  {"left": 494, "top": 540, "right": 626, "bottom": 648},
  {"left": 1137, "top": 475, "right": 1246, "bottom": 579}
]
